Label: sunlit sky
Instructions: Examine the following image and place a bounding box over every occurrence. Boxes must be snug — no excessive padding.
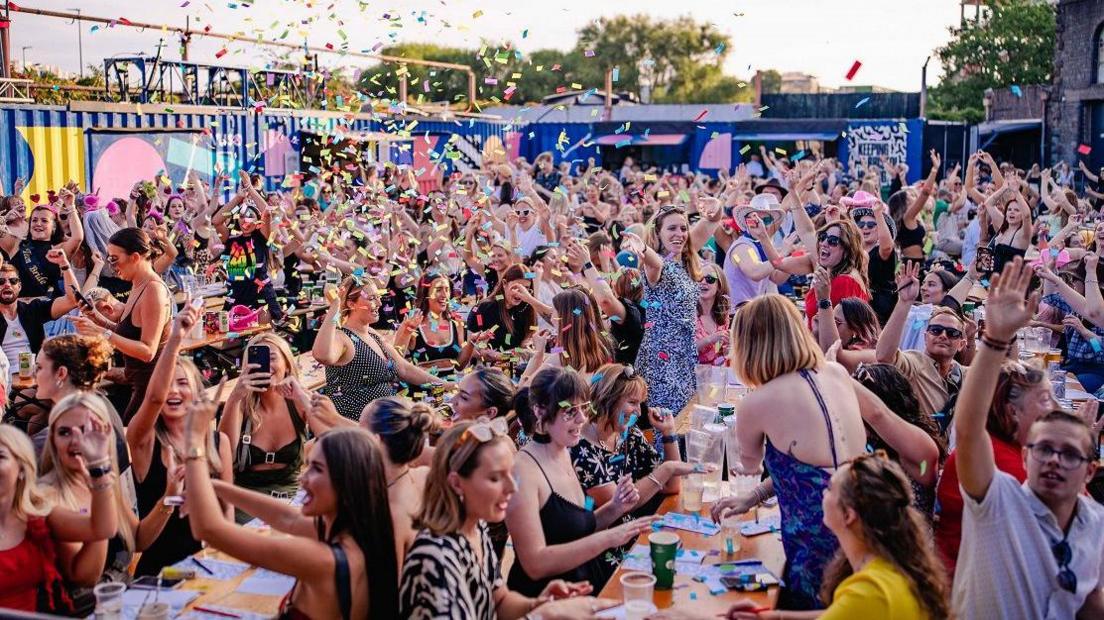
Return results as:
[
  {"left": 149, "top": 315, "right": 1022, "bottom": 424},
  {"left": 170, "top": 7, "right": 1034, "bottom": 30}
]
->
[{"left": 17, "top": 0, "right": 970, "bottom": 92}]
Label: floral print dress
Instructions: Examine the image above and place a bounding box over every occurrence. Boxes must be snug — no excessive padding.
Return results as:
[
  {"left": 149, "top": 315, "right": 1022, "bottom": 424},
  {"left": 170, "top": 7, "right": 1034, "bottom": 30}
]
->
[{"left": 636, "top": 257, "right": 698, "bottom": 412}]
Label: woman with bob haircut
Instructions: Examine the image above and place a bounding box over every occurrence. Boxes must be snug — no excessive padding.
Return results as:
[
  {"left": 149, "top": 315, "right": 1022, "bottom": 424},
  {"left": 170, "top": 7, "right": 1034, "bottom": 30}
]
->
[
  {"left": 713, "top": 294, "right": 866, "bottom": 611},
  {"left": 399, "top": 419, "right": 604, "bottom": 619}
]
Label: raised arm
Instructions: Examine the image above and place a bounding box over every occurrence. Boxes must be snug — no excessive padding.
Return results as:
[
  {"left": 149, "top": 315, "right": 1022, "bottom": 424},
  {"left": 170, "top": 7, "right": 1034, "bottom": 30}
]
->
[
  {"left": 903, "top": 151, "right": 939, "bottom": 229},
  {"left": 876, "top": 262, "right": 920, "bottom": 363},
  {"left": 58, "top": 189, "right": 85, "bottom": 257},
  {"left": 955, "top": 258, "right": 1037, "bottom": 501},
  {"left": 688, "top": 197, "right": 723, "bottom": 251},
  {"left": 852, "top": 378, "right": 940, "bottom": 487},
  {"left": 619, "top": 231, "right": 663, "bottom": 286},
  {"left": 211, "top": 479, "right": 315, "bottom": 537},
  {"left": 1079, "top": 160, "right": 1099, "bottom": 183},
  {"left": 311, "top": 286, "right": 355, "bottom": 366}
]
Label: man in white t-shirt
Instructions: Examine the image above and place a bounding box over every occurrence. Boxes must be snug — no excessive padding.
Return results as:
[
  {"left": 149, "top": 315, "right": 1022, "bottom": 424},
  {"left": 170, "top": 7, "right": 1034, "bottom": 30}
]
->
[{"left": 952, "top": 259, "right": 1104, "bottom": 620}]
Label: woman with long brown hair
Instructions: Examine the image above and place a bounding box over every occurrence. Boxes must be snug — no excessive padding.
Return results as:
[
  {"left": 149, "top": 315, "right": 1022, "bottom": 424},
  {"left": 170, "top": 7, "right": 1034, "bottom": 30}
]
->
[
  {"left": 525, "top": 288, "right": 612, "bottom": 382},
  {"left": 71, "top": 227, "right": 171, "bottom": 421},
  {"left": 725, "top": 454, "right": 951, "bottom": 619},
  {"left": 465, "top": 264, "right": 537, "bottom": 360},
  {"left": 619, "top": 199, "right": 723, "bottom": 413},
  {"left": 394, "top": 272, "right": 487, "bottom": 373},
  {"left": 695, "top": 262, "right": 731, "bottom": 365}
]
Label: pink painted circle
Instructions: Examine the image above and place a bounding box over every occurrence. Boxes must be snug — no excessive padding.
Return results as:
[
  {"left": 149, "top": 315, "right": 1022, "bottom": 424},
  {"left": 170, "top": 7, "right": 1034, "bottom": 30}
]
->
[{"left": 92, "top": 137, "right": 168, "bottom": 201}]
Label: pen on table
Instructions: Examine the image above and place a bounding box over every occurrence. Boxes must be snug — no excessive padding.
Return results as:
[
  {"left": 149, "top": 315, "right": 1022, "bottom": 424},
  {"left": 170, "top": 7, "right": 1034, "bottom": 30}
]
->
[
  {"left": 192, "top": 606, "right": 241, "bottom": 618},
  {"left": 754, "top": 505, "right": 759, "bottom": 524},
  {"left": 191, "top": 557, "right": 215, "bottom": 575}
]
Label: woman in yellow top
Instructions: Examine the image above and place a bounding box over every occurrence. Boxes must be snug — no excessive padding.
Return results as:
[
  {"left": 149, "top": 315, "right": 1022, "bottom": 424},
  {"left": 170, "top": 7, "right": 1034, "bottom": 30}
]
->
[{"left": 723, "top": 453, "right": 951, "bottom": 620}]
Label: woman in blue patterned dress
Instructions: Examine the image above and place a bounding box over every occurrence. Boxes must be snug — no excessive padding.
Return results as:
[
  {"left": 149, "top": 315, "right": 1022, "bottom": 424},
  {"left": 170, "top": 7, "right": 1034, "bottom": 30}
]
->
[
  {"left": 714, "top": 295, "right": 867, "bottom": 610},
  {"left": 620, "top": 200, "right": 723, "bottom": 413}
]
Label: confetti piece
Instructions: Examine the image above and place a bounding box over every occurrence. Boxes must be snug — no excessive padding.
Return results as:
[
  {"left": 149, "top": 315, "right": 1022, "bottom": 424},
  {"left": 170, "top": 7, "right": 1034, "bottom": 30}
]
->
[
  {"left": 1011, "top": 85, "right": 1023, "bottom": 97},
  {"left": 739, "top": 144, "right": 752, "bottom": 155},
  {"left": 854, "top": 97, "right": 871, "bottom": 109},
  {"left": 472, "top": 10, "right": 484, "bottom": 18},
  {"left": 845, "top": 60, "right": 862, "bottom": 81},
  {"left": 693, "top": 109, "right": 709, "bottom": 122},
  {"left": 584, "top": 496, "right": 595, "bottom": 511},
  {"left": 1079, "top": 144, "right": 1093, "bottom": 155},
  {"left": 920, "top": 460, "right": 928, "bottom": 476}
]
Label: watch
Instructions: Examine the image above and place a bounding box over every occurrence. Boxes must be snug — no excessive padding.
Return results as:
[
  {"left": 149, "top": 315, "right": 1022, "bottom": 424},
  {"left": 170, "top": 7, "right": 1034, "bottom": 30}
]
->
[
  {"left": 817, "top": 298, "right": 832, "bottom": 310},
  {"left": 102, "top": 330, "right": 113, "bottom": 341},
  {"left": 583, "top": 261, "right": 595, "bottom": 272}
]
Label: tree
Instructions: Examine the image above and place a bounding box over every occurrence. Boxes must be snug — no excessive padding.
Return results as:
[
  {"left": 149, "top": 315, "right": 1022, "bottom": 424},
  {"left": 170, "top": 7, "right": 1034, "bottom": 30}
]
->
[
  {"left": 759, "top": 69, "right": 782, "bottom": 95},
  {"left": 928, "top": 0, "right": 1055, "bottom": 123}
]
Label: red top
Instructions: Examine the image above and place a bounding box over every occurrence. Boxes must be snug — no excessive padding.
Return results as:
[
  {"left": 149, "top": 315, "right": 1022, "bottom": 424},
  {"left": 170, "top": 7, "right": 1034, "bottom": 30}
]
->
[
  {"left": 0, "top": 517, "right": 58, "bottom": 612},
  {"left": 803, "top": 273, "right": 870, "bottom": 327},
  {"left": 934, "top": 434, "right": 1027, "bottom": 577}
]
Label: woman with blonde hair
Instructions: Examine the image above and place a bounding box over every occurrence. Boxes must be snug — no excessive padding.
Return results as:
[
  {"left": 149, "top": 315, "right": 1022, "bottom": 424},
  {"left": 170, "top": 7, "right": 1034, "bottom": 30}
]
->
[
  {"left": 399, "top": 419, "right": 599, "bottom": 619},
  {"left": 218, "top": 332, "right": 309, "bottom": 521},
  {"left": 126, "top": 303, "right": 233, "bottom": 576},
  {"left": 695, "top": 262, "right": 731, "bottom": 365},
  {"left": 0, "top": 418, "right": 119, "bottom": 613},
  {"left": 572, "top": 363, "right": 694, "bottom": 515},
  {"left": 619, "top": 198, "right": 723, "bottom": 413},
  {"left": 40, "top": 392, "right": 181, "bottom": 614},
  {"left": 314, "top": 277, "right": 448, "bottom": 421},
  {"left": 712, "top": 294, "right": 866, "bottom": 610}
]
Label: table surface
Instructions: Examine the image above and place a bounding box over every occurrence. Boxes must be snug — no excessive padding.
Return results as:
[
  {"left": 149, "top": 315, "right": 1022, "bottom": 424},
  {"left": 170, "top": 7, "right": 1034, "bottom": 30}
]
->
[
  {"left": 179, "top": 543, "right": 287, "bottom": 617},
  {"left": 180, "top": 323, "right": 272, "bottom": 352},
  {"left": 598, "top": 493, "right": 783, "bottom": 615}
]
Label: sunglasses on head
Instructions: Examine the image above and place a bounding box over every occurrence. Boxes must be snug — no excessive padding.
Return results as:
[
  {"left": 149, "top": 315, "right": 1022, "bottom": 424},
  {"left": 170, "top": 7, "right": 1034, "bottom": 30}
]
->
[
  {"left": 817, "top": 232, "right": 842, "bottom": 247},
  {"left": 448, "top": 416, "right": 509, "bottom": 472},
  {"left": 926, "top": 324, "right": 963, "bottom": 339},
  {"left": 702, "top": 274, "right": 719, "bottom": 285}
]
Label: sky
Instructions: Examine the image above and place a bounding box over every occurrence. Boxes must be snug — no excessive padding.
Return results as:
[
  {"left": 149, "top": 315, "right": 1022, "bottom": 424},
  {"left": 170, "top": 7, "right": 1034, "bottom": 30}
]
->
[{"left": 14, "top": 0, "right": 969, "bottom": 92}]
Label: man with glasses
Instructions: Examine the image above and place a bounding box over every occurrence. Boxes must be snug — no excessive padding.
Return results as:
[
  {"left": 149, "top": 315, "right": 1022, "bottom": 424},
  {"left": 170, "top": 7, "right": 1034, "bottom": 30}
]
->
[
  {"left": 952, "top": 258, "right": 1104, "bottom": 619},
  {"left": 876, "top": 261, "right": 969, "bottom": 417}
]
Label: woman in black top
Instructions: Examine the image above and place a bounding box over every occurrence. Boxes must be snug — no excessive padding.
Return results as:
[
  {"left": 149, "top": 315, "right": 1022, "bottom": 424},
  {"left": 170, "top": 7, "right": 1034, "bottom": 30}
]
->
[
  {"left": 0, "top": 197, "right": 84, "bottom": 298},
  {"left": 846, "top": 195, "right": 897, "bottom": 325},
  {"left": 888, "top": 150, "right": 939, "bottom": 266},
  {"left": 218, "top": 333, "right": 309, "bottom": 522},
  {"left": 567, "top": 239, "right": 646, "bottom": 366},
  {"left": 465, "top": 264, "right": 536, "bottom": 356},
  {"left": 212, "top": 171, "right": 283, "bottom": 321},
  {"left": 124, "top": 303, "right": 233, "bottom": 576},
  {"left": 70, "top": 228, "right": 171, "bottom": 422},
  {"left": 394, "top": 273, "right": 486, "bottom": 374},
  {"left": 504, "top": 367, "right": 656, "bottom": 596}
]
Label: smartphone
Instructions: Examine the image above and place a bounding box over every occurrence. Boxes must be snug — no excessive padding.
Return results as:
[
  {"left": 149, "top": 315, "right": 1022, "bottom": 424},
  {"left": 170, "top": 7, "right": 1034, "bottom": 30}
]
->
[
  {"left": 975, "top": 247, "right": 995, "bottom": 275},
  {"left": 131, "top": 575, "right": 183, "bottom": 589},
  {"left": 70, "top": 286, "right": 92, "bottom": 308},
  {"left": 247, "top": 345, "right": 272, "bottom": 383}
]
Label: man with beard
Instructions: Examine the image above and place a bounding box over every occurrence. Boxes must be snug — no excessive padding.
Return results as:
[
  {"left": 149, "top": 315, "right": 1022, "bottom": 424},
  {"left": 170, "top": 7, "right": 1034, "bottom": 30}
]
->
[
  {"left": 0, "top": 251, "right": 81, "bottom": 431},
  {"left": 876, "top": 261, "right": 969, "bottom": 417}
]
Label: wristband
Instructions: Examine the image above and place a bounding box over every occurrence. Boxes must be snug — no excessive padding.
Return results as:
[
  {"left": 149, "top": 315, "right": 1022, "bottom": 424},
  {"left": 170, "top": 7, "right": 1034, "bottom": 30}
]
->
[
  {"left": 87, "top": 462, "right": 112, "bottom": 479},
  {"left": 1091, "top": 338, "right": 1103, "bottom": 354},
  {"left": 979, "top": 335, "right": 1010, "bottom": 351},
  {"left": 659, "top": 434, "right": 678, "bottom": 444},
  {"left": 583, "top": 261, "right": 595, "bottom": 272},
  {"left": 60, "top": 265, "right": 70, "bottom": 271},
  {"left": 817, "top": 298, "right": 832, "bottom": 310},
  {"left": 647, "top": 473, "right": 664, "bottom": 488}
]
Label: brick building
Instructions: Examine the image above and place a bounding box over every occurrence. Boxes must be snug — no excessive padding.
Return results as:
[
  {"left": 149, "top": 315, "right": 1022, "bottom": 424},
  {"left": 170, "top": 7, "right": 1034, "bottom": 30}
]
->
[{"left": 1049, "top": 0, "right": 1104, "bottom": 167}]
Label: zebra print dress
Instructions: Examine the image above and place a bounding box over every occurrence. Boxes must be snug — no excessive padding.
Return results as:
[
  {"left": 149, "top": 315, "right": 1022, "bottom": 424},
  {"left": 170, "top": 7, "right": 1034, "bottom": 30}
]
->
[{"left": 399, "top": 522, "right": 500, "bottom": 619}]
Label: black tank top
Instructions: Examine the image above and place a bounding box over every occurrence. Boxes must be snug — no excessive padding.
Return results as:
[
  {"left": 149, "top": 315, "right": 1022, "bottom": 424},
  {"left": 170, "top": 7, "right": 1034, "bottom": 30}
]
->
[
  {"left": 116, "top": 279, "right": 169, "bottom": 384},
  {"left": 234, "top": 400, "right": 307, "bottom": 490},
  {"left": 505, "top": 451, "right": 613, "bottom": 596},
  {"left": 134, "top": 437, "right": 202, "bottom": 576},
  {"left": 411, "top": 319, "right": 461, "bottom": 366}
]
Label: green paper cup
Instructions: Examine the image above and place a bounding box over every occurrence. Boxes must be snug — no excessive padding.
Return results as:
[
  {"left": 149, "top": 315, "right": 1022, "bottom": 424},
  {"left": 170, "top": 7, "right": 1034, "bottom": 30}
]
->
[{"left": 648, "top": 530, "right": 680, "bottom": 590}]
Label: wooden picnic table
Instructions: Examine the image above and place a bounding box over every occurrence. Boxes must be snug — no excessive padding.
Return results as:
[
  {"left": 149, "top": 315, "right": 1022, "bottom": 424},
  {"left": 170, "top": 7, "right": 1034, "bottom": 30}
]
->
[
  {"left": 598, "top": 493, "right": 783, "bottom": 615},
  {"left": 180, "top": 323, "right": 272, "bottom": 353}
]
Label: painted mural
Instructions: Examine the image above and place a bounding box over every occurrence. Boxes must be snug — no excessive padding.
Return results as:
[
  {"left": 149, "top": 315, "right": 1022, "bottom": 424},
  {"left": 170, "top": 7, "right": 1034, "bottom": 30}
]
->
[{"left": 88, "top": 130, "right": 212, "bottom": 201}]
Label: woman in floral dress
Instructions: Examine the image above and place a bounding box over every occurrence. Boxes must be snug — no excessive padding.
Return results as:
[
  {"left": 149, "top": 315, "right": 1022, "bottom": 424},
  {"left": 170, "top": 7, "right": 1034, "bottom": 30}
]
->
[{"left": 621, "top": 200, "right": 722, "bottom": 413}]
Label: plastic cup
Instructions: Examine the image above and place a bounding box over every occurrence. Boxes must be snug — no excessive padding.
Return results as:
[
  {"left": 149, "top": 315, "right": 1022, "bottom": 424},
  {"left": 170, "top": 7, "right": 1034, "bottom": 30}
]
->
[
  {"left": 681, "top": 473, "right": 704, "bottom": 512},
  {"left": 648, "top": 531, "right": 680, "bottom": 590},
  {"left": 620, "top": 571, "right": 657, "bottom": 604},
  {"left": 93, "top": 582, "right": 126, "bottom": 619},
  {"left": 721, "top": 516, "right": 743, "bottom": 559}
]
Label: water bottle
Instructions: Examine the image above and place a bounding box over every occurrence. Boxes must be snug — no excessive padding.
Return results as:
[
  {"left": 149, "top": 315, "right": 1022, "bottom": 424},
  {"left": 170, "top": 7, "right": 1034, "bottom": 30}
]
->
[{"left": 1048, "top": 361, "right": 1066, "bottom": 400}]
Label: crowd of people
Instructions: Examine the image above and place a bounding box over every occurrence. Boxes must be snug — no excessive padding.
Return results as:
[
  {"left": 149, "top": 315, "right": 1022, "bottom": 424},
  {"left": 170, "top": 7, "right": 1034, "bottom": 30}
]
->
[{"left": 0, "top": 139, "right": 1100, "bottom": 620}]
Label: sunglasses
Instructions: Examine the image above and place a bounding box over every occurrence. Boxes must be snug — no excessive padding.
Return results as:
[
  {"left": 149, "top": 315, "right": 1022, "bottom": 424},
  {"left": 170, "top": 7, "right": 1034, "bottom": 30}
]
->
[
  {"left": 560, "top": 401, "right": 593, "bottom": 423},
  {"left": 515, "top": 209, "right": 532, "bottom": 217},
  {"left": 926, "top": 324, "right": 963, "bottom": 339},
  {"left": 817, "top": 232, "right": 842, "bottom": 247},
  {"left": 1051, "top": 538, "right": 1078, "bottom": 594},
  {"left": 702, "top": 274, "right": 719, "bottom": 285},
  {"left": 448, "top": 416, "right": 509, "bottom": 472},
  {"left": 0, "top": 277, "right": 19, "bottom": 285},
  {"left": 856, "top": 221, "right": 878, "bottom": 230}
]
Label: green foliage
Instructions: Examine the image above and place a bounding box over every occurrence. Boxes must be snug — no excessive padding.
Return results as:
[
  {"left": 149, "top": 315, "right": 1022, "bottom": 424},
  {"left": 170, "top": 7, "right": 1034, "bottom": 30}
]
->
[
  {"left": 355, "top": 14, "right": 758, "bottom": 106},
  {"left": 928, "top": 0, "right": 1055, "bottom": 123}
]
